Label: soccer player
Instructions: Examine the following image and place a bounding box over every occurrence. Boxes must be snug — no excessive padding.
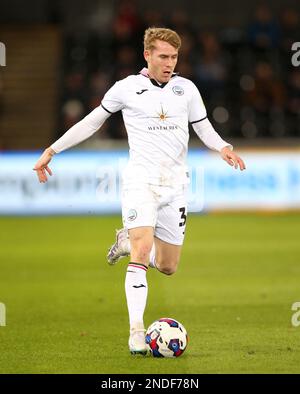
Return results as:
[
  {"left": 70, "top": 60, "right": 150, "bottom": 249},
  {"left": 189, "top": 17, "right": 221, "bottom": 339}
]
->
[{"left": 34, "top": 27, "right": 246, "bottom": 355}]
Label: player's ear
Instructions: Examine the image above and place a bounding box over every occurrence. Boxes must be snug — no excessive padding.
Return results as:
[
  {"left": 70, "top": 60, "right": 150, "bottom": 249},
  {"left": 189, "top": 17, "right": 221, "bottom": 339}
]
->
[{"left": 144, "top": 50, "right": 150, "bottom": 62}]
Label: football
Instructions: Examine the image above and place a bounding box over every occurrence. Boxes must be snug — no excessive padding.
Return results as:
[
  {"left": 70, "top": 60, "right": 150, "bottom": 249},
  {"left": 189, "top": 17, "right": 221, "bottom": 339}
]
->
[{"left": 145, "top": 318, "right": 188, "bottom": 357}]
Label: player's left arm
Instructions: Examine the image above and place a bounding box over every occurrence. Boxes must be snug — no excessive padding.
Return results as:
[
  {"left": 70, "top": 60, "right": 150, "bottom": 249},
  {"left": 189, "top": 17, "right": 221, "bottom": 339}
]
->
[
  {"left": 220, "top": 146, "right": 246, "bottom": 171},
  {"left": 188, "top": 83, "right": 246, "bottom": 171},
  {"left": 192, "top": 118, "right": 246, "bottom": 171}
]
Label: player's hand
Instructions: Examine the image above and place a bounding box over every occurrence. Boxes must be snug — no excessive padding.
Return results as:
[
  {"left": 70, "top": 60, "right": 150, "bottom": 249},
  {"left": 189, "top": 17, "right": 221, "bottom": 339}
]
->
[
  {"left": 220, "top": 146, "right": 246, "bottom": 171},
  {"left": 33, "top": 147, "right": 55, "bottom": 183}
]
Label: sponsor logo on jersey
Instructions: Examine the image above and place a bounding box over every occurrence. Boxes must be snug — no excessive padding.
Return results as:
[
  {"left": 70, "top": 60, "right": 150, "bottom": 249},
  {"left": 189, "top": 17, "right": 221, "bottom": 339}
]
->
[
  {"left": 149, "top": 104, "right": 176, "bottom": 122},
  {"left": 127, "top": 209, "right": 137, "bottom": 221},
  {"left": 157, "top": 106, "right": 168, "bottom": 121},
  {"left": 146, "top": 104, "right": 180, "bottom": 131},
  {"left": 172, "top": 86, "right": 184, "bottom": 96},
  {"left": 148, "top": 125, "right": 179, "bottom": 131},
  {"left": 136, "top": 89, "right": 148, "bottom": 95}
]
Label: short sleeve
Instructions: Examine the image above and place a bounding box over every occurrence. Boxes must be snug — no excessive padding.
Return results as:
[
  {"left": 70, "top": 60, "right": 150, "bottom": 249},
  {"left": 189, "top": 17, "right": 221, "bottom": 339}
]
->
[
  {"left": 101, "top": 81, "right": 125, "bottom": 114},
  {"left": 188, "top": 83, "right": 207, "bottom": 124}
]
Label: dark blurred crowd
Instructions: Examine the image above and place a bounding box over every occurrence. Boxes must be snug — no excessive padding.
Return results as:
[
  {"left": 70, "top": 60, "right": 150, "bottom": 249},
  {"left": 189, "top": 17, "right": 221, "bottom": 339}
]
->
[{"left": 60, "top": 1, "right": 300, "bottom": 141}]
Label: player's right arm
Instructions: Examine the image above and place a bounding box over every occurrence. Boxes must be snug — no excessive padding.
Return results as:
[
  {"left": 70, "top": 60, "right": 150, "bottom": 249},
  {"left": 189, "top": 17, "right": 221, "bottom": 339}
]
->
[
  {"left": 33, "top": 105, "right": 111, "bottom": 183},
  {"left": 33, "top": 147, "right": 55, "bottom": 183},
  {"left": 33, "top": 81, "right": 125, "bottom": 183}
]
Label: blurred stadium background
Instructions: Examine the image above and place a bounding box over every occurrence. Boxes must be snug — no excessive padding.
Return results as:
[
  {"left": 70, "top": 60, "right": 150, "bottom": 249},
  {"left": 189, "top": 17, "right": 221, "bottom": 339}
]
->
[
  {"left": 1, "top": 0, "right": 300, "bottom": 214},
  {"left": 1, "top": 0, "right": 300, "bottom": 374}
]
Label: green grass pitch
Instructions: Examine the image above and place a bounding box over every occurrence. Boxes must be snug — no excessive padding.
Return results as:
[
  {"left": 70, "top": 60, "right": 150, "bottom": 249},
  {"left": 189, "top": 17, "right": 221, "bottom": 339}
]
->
[{"left": 0, "top": 213, "right": 300, "bottom": 374}]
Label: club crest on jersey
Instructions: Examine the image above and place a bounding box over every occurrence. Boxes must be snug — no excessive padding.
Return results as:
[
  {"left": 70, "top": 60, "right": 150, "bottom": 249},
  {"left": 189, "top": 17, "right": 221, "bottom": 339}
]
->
[
  {"left": 172, "top": 86, "right": 184, "bottom": 96},
  {"left": 127, "top": 209, "right": 137, "bottom": 221}
]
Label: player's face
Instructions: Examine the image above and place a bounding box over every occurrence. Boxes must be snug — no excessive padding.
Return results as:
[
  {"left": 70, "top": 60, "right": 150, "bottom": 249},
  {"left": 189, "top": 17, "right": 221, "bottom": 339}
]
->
[{"left": 144, "top": 40, "right": 178, "bottom": 83}]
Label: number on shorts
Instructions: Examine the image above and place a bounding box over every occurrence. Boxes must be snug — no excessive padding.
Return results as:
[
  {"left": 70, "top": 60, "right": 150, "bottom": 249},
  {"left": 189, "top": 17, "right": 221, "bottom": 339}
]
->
[{"left": 179, "top": 207, "right": 187, "bottom": 227}]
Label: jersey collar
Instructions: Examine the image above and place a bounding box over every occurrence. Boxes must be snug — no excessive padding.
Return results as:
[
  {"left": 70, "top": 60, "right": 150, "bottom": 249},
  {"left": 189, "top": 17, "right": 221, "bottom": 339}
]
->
[{"left": 139, "top": 67, "right": 178, "bottom": 88}]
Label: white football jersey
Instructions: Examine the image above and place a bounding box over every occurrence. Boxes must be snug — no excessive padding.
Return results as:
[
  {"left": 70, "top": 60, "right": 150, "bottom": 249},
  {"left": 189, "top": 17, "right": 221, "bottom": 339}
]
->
[
  {"left": 51, "top": 68, "right": 231, "bottom": 186},
  {"left": 101, "top": 68, "right": 207, "bottom": 186}
]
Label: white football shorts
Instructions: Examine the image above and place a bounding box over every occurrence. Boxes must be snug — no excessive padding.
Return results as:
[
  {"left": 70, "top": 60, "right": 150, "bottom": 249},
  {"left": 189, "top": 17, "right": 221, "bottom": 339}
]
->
[{"left": 121, "top": 183, "right": 188, "bottom": 246}]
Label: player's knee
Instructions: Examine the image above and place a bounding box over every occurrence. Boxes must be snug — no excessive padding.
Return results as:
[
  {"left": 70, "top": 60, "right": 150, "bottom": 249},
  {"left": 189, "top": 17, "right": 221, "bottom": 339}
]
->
[
  {"left": 157, "top": 262, "right": 178, "bottom": 276},
  {"left": 162, "top": 266, "right": 177, "bottom": 276}
]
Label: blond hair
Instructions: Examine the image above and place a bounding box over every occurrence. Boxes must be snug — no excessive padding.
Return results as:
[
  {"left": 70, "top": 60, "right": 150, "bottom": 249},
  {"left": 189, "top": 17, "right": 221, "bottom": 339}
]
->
[{"left": 144, "top": 27, "right": 181, "bottom": 51}]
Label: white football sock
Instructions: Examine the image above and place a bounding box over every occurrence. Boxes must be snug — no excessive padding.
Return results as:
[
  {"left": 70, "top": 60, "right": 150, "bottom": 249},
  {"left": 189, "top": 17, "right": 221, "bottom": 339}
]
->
[
  {"left": 125, "top": 262, "right": 148, "bottom": 329},
  {"left": 149, "top": 243, "right": 157, "bottom": 269}
]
